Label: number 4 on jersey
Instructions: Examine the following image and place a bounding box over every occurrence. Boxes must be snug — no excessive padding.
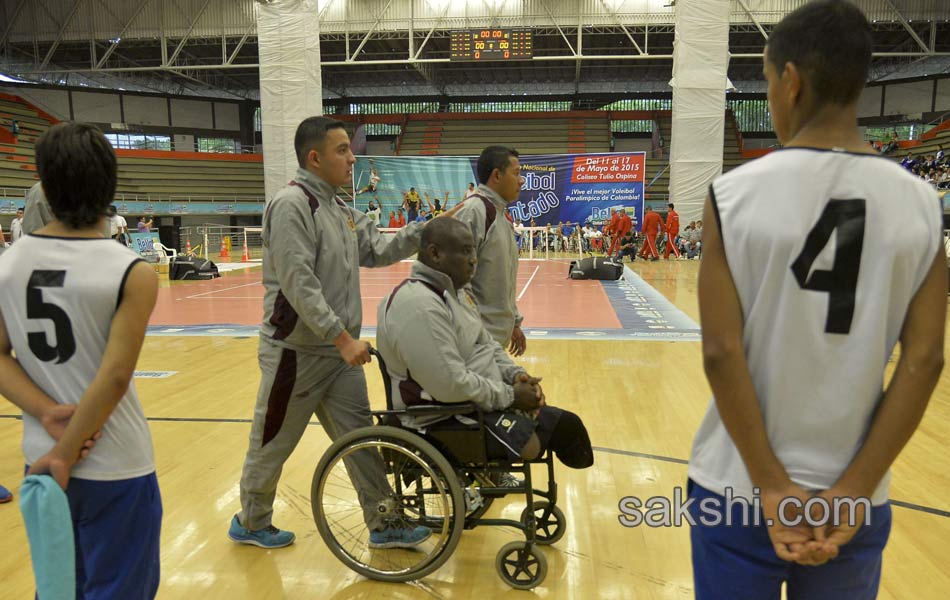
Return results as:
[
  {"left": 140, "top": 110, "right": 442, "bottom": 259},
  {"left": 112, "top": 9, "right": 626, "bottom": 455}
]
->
[{"left": 790, "top": 199, "right": 866, "bottom": 335}]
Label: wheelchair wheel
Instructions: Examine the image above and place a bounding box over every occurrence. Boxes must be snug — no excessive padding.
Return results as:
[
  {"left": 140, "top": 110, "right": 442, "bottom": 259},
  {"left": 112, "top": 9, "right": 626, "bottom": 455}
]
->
[
  {"left": 495, "top": 541, "right": 547, "bottom": 590},
  {"left": 520, "top": 501, "right": 566, "bottom": 545},
  {"left": 312, "top": 426, "right": 465, "bottom": 583}
]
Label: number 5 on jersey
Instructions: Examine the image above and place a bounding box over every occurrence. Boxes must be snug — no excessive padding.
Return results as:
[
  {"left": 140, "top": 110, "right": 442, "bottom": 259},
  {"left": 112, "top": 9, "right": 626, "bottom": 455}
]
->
[
  {"left": 27, "top": 270, "right": 76, "bottom": 363},
  {"left": 790, "top": 199, "right": 866, "bottom": 335}
]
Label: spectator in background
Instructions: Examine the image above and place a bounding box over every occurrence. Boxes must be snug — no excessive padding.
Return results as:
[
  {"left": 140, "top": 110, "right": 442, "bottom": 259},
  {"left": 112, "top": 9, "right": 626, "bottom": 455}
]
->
[
  {"left": 404, "top": 187, "right": 421, "bottom": 222},
  {"left": 110, "top": 205, "right": 129, "bottom": 244},
  {"left": 10, "top": 119, "right": 18, "bottom": 140},
  {"left": 638, "top": 206, "right": 663, "bottom": 261},
  {"left": 881, "top": 130, "right": 900, "bottom": 154},
  {"left": 464, "top": 182, "right": 478, "bottom": 200},
  {"left": 137, "top": 216, "right": 153, "bottom": 233},
  {"left": 365, "top": 201, "right": 382, "bottom": 225},
  {"left": 396, "top": 209, "right": 406, "bottom": 228},
  {"left": 664, "top": 203, "right": 681, "bottom": 260},
  {"left": 10, "top": 208, "right": 23, "bottom": 242},
  {"left": 618, "top": 228, "right": 637, "bottom": 262},
  {"left": 415, "top": 209, "right": 429, "bottom": 223},
  {"left": 387, "top": 210, "right": 398, "bottom": 228}
]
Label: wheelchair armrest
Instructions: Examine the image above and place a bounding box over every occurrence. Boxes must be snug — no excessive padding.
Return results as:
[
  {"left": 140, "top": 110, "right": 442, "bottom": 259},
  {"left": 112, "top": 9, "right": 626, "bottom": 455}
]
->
[{"left": 405, "top": 402, "right": 478, "bottom": 418}]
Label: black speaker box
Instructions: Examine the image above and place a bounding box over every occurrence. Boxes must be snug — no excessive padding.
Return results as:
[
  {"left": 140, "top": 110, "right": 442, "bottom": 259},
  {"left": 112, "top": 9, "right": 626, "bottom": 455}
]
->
[
  {"left": 568, "top": 257, "right": 624, "bottom": 280},
  {"left": 170, "top": 257, "right": 220, "bottom": 280}
]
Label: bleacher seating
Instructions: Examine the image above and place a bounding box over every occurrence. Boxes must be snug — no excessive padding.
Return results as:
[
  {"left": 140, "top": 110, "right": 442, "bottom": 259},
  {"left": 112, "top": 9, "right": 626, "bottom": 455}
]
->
[
  {"left": 0, "top": 94, "right": 263, "bottom": 203},
  {"left": 397, "top": 113, "right": 611, "bottom": 156},
  {"left": 889, "top": 123, "right": 950, "bottom": 160},
  {"left": 3, "top": 93, "right": 767, "bottom": 212}
]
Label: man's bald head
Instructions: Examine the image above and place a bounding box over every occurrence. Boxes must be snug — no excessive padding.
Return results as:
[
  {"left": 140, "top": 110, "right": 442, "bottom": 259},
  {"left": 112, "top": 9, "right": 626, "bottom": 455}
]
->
[
  {"left": 420, "top": 217, "right": 471, "bottom": 257},
  {"left": 419, "top": 217, "right": 477, "bottom": 288}
]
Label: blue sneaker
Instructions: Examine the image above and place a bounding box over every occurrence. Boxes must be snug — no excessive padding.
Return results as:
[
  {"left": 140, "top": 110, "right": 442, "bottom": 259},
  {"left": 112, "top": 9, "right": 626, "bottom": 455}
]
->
[
  {"left": 369, "top": 526, "right": 432, "bottom": 549},
  {"left": 0, "top": 484, "right": 11, "bottom": 504},
  {"left": 228, "top": 515, "right": 295, "bottom": 548}
]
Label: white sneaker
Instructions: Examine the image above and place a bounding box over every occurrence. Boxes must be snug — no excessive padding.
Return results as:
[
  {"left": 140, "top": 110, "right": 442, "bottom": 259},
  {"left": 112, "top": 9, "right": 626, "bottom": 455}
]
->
[{"left": 464, "top": 486, "right": 484, "bottom": 512}]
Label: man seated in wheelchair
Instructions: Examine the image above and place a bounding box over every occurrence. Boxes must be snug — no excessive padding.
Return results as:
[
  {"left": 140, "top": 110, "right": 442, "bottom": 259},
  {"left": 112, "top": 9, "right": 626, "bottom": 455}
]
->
[{"left": 376, "top": 217, "right": 593, "bottom": 470}]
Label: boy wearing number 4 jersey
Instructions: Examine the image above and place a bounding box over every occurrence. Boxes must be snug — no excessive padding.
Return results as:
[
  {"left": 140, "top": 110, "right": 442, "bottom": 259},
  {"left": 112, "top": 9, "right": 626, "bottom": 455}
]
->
[
  {"left": 0, "top": 122, "right": 161, "bottom": 599},
  {"left": 687, "top": 1, "right": 945, "bottom": 599}
]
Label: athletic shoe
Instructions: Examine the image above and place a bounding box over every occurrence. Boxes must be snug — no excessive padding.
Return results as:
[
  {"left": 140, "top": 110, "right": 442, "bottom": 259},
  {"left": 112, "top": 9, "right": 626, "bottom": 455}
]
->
[
  {"left": 0, "top": 484, "right": 11, "bottom": 504},
  {"left": 369, "top": 525, "right": 432, "bottom": 549},
  {"left": 228, "top": 515, "right": 295, "bottom": 548},
  {"left": 463, "top": 486, "right": 484, "bottom": 513}
]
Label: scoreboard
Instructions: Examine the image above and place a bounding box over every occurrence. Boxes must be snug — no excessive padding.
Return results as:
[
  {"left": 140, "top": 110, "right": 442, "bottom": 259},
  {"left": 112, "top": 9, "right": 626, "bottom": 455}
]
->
[{"left": 449, "top": 29, "right": 533, "bottom": 61}]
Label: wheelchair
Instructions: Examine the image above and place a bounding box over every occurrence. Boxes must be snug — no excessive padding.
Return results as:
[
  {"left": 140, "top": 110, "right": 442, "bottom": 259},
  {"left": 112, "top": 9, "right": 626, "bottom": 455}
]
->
[{"left": 310, "top": 349, "right": 564, "bottom": 590}]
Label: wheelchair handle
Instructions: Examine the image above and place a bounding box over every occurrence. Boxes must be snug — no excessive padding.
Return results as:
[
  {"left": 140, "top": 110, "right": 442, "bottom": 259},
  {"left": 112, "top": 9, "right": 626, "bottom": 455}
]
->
[{"left": 368, "top": 347, "right": 395, "bottom": 410}]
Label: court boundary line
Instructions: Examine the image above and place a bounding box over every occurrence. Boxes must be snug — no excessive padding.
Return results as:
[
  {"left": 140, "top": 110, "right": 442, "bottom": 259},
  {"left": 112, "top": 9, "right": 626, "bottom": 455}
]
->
[
  {"left": 0, "top": 414, "right": 943, "bottom": 519},
  {"left": 517, "top": 265, "right": 540, "bottom": 301},
  {"left": 182, "top": 282, "right": 261, "bottom": 299}
]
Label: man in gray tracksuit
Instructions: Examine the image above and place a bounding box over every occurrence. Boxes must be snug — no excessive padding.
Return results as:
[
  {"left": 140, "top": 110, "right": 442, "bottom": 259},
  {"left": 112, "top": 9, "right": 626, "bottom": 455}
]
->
[
  {"left": 229, "top": 117, "right": 429, "bottom": 550},
  {"left": 22, "top": 182, "right": 54, "bottom": 234},
  {"left": 451, "top": 146, "right": 527, "bottom": 356},
  {"left": 377, "top": 218, "right": 594, "bottom": 468}
]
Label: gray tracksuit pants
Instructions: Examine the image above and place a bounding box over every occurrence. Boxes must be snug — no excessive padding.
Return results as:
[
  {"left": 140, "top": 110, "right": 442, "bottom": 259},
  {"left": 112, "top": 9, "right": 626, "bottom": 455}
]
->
[{"left": 238, "top": 337, "right": 388, "bottom": 531}]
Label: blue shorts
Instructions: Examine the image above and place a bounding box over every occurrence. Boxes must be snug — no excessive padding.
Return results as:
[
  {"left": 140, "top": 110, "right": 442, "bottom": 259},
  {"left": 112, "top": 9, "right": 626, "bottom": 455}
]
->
[
  {"left": 687, "top": 479, "right": 891, "bottom": 600},
  {"left": 26, "top": 468, "right": 163, "bottom": 600}
]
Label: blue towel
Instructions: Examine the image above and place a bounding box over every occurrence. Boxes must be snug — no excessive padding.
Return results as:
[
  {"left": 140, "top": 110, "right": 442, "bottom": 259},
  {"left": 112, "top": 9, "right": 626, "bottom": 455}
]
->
[{"left": 19, "top": 474, "right": 75, "bottom": 600}]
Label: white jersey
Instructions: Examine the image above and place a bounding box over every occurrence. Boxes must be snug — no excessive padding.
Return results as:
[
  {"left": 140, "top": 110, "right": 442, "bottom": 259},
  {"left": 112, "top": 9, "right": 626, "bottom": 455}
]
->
[
  {"left": 11, "top": 218, "right": 23, "bottom": 242},
  {"left": 110, "top": 214, "right": 127, "bottom": 237},
  {"left": 688, "top": 148, "right": 942, "bottom": 505},
  {"left": 0, "top": 234, "right": 155, "bottom": 481}
]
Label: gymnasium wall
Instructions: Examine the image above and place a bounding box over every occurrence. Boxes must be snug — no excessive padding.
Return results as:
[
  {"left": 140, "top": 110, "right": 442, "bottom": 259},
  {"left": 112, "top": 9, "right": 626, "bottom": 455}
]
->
[
  {"left": 614, "top": 138, "right": 653, "bottom": 153},
  {"left": 0, "top": 84, "right": 244, "bottom": 134},
  {"left": 859, "top": 78, "right": 950, "bottom": 119}
]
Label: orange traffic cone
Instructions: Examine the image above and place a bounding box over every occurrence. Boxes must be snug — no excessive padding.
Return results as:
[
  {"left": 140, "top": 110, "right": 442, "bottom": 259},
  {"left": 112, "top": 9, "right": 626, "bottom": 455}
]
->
[
  {"left": 241, "top": 239, "right": 250, "bottom": 263},
  {"left": 219, "top": 236, "right": 230, "bottom": 260}
]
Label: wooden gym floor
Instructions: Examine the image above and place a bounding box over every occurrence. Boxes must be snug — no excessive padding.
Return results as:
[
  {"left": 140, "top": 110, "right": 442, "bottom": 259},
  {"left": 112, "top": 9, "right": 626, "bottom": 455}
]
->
[{"left": 0, "top": 258, "right": 947, "bottom": 599}]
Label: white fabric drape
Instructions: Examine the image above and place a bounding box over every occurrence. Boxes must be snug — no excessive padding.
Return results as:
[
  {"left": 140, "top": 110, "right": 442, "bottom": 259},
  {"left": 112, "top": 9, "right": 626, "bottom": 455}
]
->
[
  {"left": 257, "top": 0, "right": 323, "bottom": 202},
  {"left": 669, "top": 0, "right": 732, "bottom": 222}
]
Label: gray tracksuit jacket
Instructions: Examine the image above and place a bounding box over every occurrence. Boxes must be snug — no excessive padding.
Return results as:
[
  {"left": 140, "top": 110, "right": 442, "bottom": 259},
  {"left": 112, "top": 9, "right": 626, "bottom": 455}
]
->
[
  {"left": 452, "top": 184, "right": 524, "bottom": 346},
  {"left": 376, "top": 261, "right": 526, "bottom": 428},
  {"left": 260, "top": 168, "right": 423, "bottom": 355},
  {"left": 22, "top": 182, "right": 53, "bottom": 234}
]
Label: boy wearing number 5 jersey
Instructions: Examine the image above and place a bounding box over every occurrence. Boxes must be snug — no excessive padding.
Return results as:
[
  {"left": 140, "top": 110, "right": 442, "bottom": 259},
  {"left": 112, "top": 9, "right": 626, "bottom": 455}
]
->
[
  {"left": 687, "top": 2, "right": 945, "bottom": 599},
  {"left": 0, "top": 122, "right": 161, "bottom": 599}
]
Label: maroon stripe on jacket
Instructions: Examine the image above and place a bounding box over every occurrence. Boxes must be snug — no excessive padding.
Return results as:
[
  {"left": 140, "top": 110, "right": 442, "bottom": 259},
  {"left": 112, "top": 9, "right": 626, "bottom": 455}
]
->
[
  {"left": 471, "top": 194, "right": 497, "bottom": 237},
  {"left": 384, "top": 278, "right": 446, "bottom": 314},
  {"left": 289, "top": 181, "right": 320, "bottom": 213},
  {"left": 261, "top": 348, "right": 297, "bottom": 447},
  {"left": 269, "top": 290, "right": 298, "bottom": 341},
  {"left": 398, "top": 370, "right": 450, "bottom": 407}
]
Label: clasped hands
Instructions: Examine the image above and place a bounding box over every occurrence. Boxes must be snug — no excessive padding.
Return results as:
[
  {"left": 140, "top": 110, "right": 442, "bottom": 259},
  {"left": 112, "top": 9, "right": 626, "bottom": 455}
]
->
[
  {"left": 511, "top": 372, "right": 545, "bottom": 414},
  {"left": 761, "top": 481, "right": 867, "bottom": 566}
]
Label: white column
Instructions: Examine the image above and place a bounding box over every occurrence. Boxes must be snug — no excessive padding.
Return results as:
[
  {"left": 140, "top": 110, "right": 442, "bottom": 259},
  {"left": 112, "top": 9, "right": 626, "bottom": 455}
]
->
[
  {"left": 256, "top": 0, "right": 323, "bottom": 202},
  {"left": 668, "top": 0, "right": 732, "bottom": 222}
]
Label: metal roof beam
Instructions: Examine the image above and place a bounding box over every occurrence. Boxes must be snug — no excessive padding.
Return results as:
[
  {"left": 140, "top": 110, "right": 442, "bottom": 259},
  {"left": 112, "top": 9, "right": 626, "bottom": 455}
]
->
[
  {"left": 96, "top": 0, "right": 153, "bottom": 69},
  {"left": 39, "top": 0, "right": 86, "bottom": 70},
  {"left": 166, "top": 0, "right": 213, "bottom": 67}
]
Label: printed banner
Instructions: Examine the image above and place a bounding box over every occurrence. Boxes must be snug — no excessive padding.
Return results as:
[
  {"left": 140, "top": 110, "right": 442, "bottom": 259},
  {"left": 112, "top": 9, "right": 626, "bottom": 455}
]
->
[
  {"left": 129, "top": 232, "right": 163, "bottom": 260},
  {"left": 353, "top": 152, "right": 645, "bottom": 228}
]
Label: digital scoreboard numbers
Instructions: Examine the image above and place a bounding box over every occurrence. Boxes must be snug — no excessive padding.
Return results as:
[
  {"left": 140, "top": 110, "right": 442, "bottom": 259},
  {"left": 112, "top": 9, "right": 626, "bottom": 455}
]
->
[{"left": 450, "top": 29, "right": 533, "bottom": 61}]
